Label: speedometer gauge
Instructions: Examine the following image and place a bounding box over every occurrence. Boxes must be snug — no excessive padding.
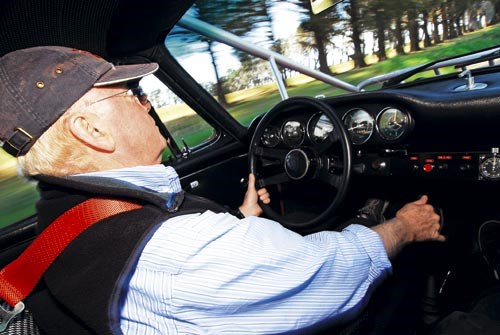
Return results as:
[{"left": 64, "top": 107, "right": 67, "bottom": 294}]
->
[
  {"left": 343, "top": 108, "right": 374, "bottom": 145},
  {"left": 376, "top": 107, "right": 409, "bottom": 140}
]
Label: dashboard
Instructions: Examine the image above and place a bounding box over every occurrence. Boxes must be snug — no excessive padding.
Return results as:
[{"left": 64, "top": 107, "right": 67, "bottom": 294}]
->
[{"left": 258, "top": 69, "right": 500, "bottom": 184}]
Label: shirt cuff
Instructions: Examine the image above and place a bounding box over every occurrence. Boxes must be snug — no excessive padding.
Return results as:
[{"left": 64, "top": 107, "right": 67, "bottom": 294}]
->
[{"left": 343, "top": 224, "right": 392, "bottom": 281}]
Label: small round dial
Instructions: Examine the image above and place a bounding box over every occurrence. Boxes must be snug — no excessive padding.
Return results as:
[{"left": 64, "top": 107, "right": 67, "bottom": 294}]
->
[
  {"left": 480, "top": 156, "right": 500, "bottom": 180},
  {"left": 261, "top": 126, "right": 280, "bottom": 147},
  {"left": 282, "top": 120, "right": 305, "bottom": 147},
  {"left": 377, "top": 107, "right": 409, "bottom": 140},
  {"left": 343, "top": 108, "right": 374, "bottom": 145},
  {"left": 308, "top": 113, "right": 334, "bottom": 143}
]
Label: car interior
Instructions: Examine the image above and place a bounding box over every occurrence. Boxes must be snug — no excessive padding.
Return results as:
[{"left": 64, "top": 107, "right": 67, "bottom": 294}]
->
[{"left": 1, "top": 0, "right": 500, "bottom": 334}]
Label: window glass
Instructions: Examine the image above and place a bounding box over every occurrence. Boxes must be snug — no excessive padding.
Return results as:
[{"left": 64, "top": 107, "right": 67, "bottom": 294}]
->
[
  {"left": 0, "top": 149, "right": 38, "bottom": 228},
  {"left": 139, "top": 75, "right": 216, "bottom": 160}
]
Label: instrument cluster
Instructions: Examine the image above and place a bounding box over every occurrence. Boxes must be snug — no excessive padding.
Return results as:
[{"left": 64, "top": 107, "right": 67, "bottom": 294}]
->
[
  {"left": 259, "top": 106, "right": 412, "bottom": 148},
  {"left": 342, "top": 106, "right": 412, "bottom": 145},
  {"left": 260, "top": 113, "right": 336, "bottom": 148}
]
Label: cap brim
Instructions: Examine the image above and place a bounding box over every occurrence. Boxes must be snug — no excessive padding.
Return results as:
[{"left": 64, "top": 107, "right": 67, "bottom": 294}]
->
[{"left": 94, "top": 63, "right": 159, "bottom": 86}]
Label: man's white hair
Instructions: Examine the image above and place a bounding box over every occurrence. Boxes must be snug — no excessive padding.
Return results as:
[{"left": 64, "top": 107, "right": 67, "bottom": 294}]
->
[{"left": 18, "top": 100, "right": 98, "bottom": 177}]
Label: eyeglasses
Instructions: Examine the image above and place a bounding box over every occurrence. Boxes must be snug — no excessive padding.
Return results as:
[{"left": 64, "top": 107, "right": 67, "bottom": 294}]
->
[{"left": 88, "top": 85, "right": 149, "bottom": 106}]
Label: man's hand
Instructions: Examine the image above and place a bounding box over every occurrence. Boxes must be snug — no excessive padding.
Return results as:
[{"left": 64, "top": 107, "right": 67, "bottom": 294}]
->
[
  {"left": 395, "top": 195, "right": 445, "bottom": 243},
  {"left": 238, "top": 173, "right": 270, "bottom": 217},
  {"left": 373, "top": 195, "right": 445, "bottom": 259}
]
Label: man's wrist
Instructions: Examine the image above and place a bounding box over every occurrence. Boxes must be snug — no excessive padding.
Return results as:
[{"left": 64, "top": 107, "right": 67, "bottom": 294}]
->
[
  {"left": 373, "top": 217, "right": 410, "bottom": 259},
  {"left": 224, "top": 205, "right": 246, "bottom": 219},
  {"left": 391, "top": 216, "right": 413, "bottom": 244}
]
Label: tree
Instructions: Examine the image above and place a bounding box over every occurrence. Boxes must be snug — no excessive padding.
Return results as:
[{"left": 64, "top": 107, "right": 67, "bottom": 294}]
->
[
  {"left": 407, "top": 2, "right": 421, "bottom": 52},
  {"left": 492, "top": 0, "right": 500, "bottom": 23},
  {"left": 167, "top": 4, "right": 229, "bottom": 107},
  {"left": 168, "top": 0, "right": 277, "bottom": 107},
  {"left": 346, "top": 0, "right": 367, "bottom": 68},
  {"left": 361, "top": 0, "right": 388, "bottom": 61},
  {"left": 229, "top": 0, "right": 279, "bottom": 85},
  {"left": 431, "top": 9, "right": 440, "bottom": 44},
  {"left": 421, "top": 8, "right": 433, "bottom": 47},
  {"left": 292, "top": 0, "right": 342, "bottom": 75}
]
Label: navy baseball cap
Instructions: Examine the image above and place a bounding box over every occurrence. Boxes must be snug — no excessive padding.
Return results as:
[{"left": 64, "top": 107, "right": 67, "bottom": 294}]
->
[{"left": 0, "top": 46, "right": 159, "bottom": 156}]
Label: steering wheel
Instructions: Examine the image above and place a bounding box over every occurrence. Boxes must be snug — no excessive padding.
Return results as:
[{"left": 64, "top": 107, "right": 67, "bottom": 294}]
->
[{"left": 249, "top": 96, "right": 352, "bottom": 229}]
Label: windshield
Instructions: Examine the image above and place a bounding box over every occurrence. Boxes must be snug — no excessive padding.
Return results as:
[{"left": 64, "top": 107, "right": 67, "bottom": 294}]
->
[{"left": 166, "top": 0, "right": 500, "bottom": 103}]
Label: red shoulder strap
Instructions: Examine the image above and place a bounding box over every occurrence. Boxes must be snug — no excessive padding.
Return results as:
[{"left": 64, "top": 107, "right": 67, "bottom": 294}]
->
[{"left": 0, "top": 198, "right": 142, "bottom": 307}]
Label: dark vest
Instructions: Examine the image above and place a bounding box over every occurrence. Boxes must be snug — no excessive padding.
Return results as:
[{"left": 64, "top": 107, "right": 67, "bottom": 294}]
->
[{"left": 26, "top": 174, "right": 226, "bottom": 335}]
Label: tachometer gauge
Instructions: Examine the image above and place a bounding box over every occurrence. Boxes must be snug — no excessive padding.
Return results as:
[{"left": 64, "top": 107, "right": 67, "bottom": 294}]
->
[
  {"left": 343, "top": 108, "right": 374, "bottom": 145},
  {"left": 261, "top": 126, "right": 280, "bottom": 147},
  {"left": 376, "top": 107, "right": 409, "bottom": 140},
  {"left": 282, "top": 120, "right": 305, "bottom": 147},
  {"left": 480, "top": 156, "right": 500, "bottom": 180},
  {"left": 308, "top": 113, "right": 334, "bottom": 143}
]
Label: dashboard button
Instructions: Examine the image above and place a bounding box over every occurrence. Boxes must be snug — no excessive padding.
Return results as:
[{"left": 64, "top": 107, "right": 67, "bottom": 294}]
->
[
  {"left": 372, "top": 159, "right": 387, "bottom": 170},
  {"left": 423, "top": 163, "right": 434, "bottom": 173},
  {"left": 459, "top": 163, "right": 471, "bottom": 171},
  {"left": 437, "top": 163, "right": 448, "bottom": 171}
]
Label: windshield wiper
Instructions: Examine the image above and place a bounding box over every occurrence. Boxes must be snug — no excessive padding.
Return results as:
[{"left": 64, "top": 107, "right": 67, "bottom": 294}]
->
[{"left": 382, "top": 60, "right": 438, "bottom": 87}]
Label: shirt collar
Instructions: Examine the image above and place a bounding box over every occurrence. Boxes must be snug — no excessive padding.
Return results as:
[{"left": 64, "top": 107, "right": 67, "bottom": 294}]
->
[{"left": 75, "top": 164, "right": 182, "bottom": 194}]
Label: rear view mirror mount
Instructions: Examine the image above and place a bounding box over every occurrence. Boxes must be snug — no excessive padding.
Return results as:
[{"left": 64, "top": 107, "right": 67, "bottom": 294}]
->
[{"left": 310, "top": 0, "right": 343, "bottom": 15}]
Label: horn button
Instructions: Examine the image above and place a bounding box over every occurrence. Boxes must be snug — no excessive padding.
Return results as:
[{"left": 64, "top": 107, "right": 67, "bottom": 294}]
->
[{"left": 285, "top": 149, "right": 310, "bottom": 180}]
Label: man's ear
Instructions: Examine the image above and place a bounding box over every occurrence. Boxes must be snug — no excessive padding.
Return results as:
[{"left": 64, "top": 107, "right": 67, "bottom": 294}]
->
[{"left": 68, "top": 113, "right": 115, "bottom": 152}]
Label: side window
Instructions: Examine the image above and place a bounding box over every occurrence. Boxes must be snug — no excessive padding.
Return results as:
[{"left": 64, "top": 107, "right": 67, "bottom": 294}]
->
[
  {"left": 139, "top": 75, "right": 216, "bottom": 160},
  {"left": 0, "top": 149, "right": 39, "bottom": 228}
]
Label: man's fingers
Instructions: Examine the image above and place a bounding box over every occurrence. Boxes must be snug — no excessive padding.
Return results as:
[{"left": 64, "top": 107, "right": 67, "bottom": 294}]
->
[
  {"left": 435, "top": 234, "right": 447, "bottom": 242},
  {"left": 413, "top": 195, "right": 428, "bottom": 205},
  {"left": 257, "top": 188, "right": 270, "bottom": 204},
  {"left": 260, "top": 195, "right": 270, "bottom": 204}
]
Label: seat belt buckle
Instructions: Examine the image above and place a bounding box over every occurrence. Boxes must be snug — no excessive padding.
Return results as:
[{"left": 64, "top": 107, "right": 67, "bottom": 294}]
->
[{"left": 0, "top": 301, "right": 24, "bottom": 332}]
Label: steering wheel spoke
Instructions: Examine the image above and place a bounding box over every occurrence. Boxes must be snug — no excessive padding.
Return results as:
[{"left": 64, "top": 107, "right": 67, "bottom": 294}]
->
[
  {"left": 317, "top": 170, "right": 342, "bottom": 189},
  {"left": 258, "top": 172, "right": 291, "bottom": 188},
  {"left": 254, "top": 146, "right": 288, "bottom": 162}
]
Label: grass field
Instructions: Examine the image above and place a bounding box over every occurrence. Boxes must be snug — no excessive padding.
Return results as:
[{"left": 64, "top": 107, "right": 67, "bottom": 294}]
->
[{"left": 1, "top": 25, "right": 500, "bottom": 227}]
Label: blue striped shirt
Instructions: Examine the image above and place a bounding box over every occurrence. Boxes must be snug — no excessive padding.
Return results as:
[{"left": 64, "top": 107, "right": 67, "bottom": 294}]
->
[{"left": 82, "top": 165, "right": 391, "bottom": 334}]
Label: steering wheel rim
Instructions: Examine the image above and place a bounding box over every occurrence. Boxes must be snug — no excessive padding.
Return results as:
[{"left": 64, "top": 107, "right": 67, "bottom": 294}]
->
[{"left": 249, "top": 96, "right": 352, "bottom": 229}]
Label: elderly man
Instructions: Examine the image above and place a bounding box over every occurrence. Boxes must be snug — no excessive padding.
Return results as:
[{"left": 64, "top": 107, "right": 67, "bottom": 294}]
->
[{"left": 0, "top": 46, "right": 443, "bottom": 335}]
